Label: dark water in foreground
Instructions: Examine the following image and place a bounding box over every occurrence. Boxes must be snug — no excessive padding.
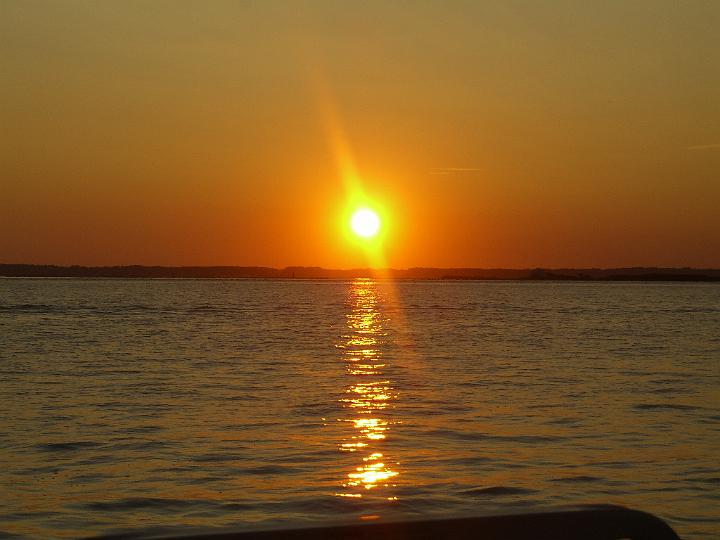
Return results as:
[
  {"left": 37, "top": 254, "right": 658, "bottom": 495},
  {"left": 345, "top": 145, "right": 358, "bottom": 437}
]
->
[{"left": 1, "top": 279, "right": 718, "bottom": 539}]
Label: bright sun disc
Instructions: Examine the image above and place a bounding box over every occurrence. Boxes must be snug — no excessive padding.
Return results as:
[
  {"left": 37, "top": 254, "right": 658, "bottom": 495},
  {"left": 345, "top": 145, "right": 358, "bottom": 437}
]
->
[{"left": 351, "top": 208, "right": 380, "bottom": 238}]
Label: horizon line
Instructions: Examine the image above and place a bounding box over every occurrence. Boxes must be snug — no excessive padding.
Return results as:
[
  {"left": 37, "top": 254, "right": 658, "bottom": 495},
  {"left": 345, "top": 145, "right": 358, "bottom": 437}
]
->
[{"left": 2, "top": 263, "right": 720, "bottom": 271}]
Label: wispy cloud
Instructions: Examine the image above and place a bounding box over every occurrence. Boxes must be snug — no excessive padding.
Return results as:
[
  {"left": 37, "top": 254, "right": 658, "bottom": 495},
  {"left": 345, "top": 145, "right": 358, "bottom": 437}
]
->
[
  {"left": 429, "top": 167, "right": 483, "bottom": 175},
  {"left": 686, "top": 142, "right": 720, "bottom": 150}
]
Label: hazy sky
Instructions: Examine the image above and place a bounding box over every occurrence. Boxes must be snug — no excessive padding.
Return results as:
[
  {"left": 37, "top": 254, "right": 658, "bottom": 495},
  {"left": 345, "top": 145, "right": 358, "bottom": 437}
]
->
[{"left": 2, "top": 1, "right": 719, "bottom": 268}]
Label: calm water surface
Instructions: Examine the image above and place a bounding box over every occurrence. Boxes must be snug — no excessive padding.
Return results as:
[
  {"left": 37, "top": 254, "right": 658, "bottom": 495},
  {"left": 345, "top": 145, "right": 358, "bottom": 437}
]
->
[{"left": 1, "top": 279, "right": 718, "bottom": 538}]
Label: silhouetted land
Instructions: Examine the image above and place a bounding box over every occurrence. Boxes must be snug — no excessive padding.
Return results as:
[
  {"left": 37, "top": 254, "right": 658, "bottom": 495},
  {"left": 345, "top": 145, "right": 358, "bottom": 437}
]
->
[{"left": 2, "top": 264, "right": 720, "bottom": 281}]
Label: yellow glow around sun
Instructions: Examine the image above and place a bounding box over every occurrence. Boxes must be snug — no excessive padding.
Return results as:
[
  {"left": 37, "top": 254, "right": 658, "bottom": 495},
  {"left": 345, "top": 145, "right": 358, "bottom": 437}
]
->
[
  {"left": 351, "top": 208, "right": 380, "bottom": 238},
  {"left": 339, "top": 195, "right": 390, "bottom": 268}
]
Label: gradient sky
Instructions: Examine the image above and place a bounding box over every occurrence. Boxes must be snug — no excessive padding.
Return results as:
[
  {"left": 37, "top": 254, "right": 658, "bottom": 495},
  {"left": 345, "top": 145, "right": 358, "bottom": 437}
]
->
[{"left": 2, "top": 1, "right": 719, "bottom": 268}]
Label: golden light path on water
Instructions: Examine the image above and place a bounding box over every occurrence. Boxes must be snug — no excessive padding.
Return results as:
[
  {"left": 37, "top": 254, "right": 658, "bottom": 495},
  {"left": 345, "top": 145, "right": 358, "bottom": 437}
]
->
[{"left": 335, "top": 279, "right": 400, "bottom": 502}]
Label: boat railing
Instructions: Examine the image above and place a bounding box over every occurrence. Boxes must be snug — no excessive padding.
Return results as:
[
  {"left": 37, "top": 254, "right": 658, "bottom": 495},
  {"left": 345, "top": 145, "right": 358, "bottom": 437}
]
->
[{"left": 102, "top": 504, "right": 681, "bottom": 540}]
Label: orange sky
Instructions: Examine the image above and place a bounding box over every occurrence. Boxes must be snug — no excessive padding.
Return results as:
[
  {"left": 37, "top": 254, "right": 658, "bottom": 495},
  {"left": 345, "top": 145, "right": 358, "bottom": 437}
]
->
[{"left": 2, "top": 1, "right": 719, "bottom": 268}]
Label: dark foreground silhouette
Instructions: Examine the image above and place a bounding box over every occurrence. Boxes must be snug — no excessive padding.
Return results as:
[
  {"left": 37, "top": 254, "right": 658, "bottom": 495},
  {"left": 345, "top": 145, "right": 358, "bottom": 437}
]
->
[
  {"left": 2, "top": 264, "right": 719, "bottom": 281},
  {"left": 94, "top": 505, "right": 680, "bottom": 540}
]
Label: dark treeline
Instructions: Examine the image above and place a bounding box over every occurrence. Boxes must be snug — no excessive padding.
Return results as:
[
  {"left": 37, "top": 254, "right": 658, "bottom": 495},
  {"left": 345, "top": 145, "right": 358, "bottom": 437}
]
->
[{"left": 1, "top": 264, "right": 720, "bottom": 281}]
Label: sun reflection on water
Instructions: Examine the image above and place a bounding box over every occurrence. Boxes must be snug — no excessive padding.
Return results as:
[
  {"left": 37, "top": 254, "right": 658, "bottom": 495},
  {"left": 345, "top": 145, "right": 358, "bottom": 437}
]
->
[{"left": 335, "top": 279, "right": 399, "bottom": 499}]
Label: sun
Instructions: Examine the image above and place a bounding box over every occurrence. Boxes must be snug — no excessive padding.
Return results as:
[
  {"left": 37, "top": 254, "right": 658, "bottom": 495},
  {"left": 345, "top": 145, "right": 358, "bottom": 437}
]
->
[{"left": 350, "top": 208, "right": 380, "bottom": 238}]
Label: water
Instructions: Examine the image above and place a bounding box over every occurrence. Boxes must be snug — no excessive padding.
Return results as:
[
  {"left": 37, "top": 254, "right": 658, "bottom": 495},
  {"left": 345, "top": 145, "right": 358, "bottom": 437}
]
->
[{"left": 1, "top": 278, "right": 718, "bottom": 539}]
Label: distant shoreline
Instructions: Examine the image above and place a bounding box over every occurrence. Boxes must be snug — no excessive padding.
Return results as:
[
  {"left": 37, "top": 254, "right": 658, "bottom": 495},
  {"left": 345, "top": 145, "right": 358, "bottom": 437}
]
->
[{"left": 1, "top": 264, "right": 719, "bottom": 281}]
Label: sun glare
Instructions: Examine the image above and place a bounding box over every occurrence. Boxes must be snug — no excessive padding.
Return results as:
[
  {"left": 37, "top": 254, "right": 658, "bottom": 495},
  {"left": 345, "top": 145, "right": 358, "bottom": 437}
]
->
[{"left": 351, "top": 208, "right": 380, "bottom": 238}]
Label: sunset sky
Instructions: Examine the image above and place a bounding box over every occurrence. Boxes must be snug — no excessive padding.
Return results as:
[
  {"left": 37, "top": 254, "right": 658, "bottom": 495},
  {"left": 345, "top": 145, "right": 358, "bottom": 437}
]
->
[{"left": 2, "top": 1, "right": 719, "bottom": 268}]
